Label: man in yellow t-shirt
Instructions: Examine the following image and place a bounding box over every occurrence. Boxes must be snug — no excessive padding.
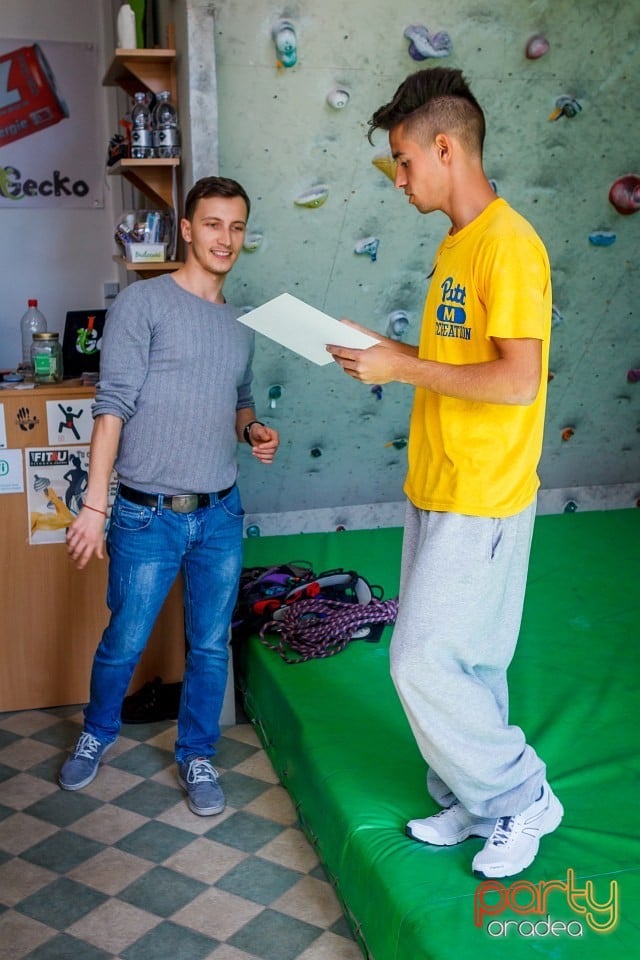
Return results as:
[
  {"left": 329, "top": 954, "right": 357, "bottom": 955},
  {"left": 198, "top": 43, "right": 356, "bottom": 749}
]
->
[{"left": 328, "top": 67, "right": 561, "bottom": 880}]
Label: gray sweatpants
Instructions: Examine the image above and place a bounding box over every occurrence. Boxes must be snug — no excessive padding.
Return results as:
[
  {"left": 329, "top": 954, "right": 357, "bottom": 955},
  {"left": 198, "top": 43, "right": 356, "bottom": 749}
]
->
[{"left": 390, "top": 501, "right": 546, "bottom": 819}]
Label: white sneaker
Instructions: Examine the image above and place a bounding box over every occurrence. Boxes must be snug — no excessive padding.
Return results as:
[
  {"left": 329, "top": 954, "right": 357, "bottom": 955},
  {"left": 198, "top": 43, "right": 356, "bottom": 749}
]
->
[
  {"left": 472, "top": 781, "right": 563, "bottom": 879},
  {"left": 407, "top": 802, "right": 496, "bottom": 846}
]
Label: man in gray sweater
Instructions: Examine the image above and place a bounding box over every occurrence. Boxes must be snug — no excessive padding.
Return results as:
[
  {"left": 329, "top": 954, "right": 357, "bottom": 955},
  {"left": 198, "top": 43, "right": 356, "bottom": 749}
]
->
[{"left": 61, "top": 176, "right": 279, "bottom": 816}]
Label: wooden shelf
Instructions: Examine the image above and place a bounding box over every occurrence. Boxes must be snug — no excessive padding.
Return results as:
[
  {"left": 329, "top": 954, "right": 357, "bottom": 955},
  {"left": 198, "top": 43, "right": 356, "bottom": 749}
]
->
[
  {"left": 103, "top": 35, "right": 182, "bottom": 276},
  {"left": 113, "top": 255, "right": 183, "bottom": 278},
  {"left": 108, "top": 157, "right": 179, "bottom": 207},
  {"left": 103, "top": 47, "right": 177, "bottom": 100}
]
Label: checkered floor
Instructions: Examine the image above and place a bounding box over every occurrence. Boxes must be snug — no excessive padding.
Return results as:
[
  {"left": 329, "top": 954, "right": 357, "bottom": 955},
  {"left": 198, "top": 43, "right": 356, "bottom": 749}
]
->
[{"left": 0, "top": 707, "right": 362, "bottom": 960}]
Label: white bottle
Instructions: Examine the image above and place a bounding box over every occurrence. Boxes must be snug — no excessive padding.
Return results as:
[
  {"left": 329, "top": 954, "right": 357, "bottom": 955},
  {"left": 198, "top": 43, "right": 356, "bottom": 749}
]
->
[
  {"left": 20, "top": 299, "right": 48, "bottom": 370},
  {"left": 117, "top": 3, "right": 137, "bottom": 49}
]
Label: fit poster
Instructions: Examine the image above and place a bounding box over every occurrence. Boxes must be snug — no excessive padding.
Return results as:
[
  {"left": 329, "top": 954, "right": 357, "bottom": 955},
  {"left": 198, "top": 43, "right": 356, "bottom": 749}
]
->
[
  {"left": 25, "top": 446, "right": 117, "bottom": 545},
  {"left": 46, "top": 398, "right": 93, "bottom": 445}
]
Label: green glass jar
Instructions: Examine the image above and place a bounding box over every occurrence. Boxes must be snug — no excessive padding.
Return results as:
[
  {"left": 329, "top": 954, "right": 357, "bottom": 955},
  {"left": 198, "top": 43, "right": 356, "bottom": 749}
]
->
[{"left": 31, "top": 332, "right": 63, "bottom": 383}]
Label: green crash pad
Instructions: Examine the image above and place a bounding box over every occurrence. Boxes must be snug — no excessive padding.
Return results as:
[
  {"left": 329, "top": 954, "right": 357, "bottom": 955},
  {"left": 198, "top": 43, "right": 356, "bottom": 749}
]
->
[{"left": 237, "top": 510, "right": 640, "bottom": 959}]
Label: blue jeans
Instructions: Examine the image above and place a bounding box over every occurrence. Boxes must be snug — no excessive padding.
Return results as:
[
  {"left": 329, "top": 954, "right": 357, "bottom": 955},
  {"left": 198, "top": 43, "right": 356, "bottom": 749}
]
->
[{"left": 84, "top": 485, "right": 244, "bottom": 763}]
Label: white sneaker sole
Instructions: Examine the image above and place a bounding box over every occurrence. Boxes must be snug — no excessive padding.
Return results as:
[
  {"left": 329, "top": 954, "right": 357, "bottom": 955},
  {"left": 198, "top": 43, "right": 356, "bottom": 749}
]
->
[
  {"left": 472, "top": 792, "right": 564, "bottom": 879},
  {"left": 406, "top": 818, "right": 495, "bottom": 846}
]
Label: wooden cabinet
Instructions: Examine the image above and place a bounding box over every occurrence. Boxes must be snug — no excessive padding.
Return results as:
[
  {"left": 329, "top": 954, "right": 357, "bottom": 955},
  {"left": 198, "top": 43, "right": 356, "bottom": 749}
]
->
[
  {"left": 0, "top": 383, "right": 185, "bottom": 711},
  {"left": 102, "top": 37, "right": 183, "bottom": 277}
]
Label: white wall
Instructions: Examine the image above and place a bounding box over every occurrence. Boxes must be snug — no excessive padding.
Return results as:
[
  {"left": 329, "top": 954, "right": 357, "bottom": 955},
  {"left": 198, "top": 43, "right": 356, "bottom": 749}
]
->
[{"left": 0, "top": 0, "right": 121, "bottom": 370}]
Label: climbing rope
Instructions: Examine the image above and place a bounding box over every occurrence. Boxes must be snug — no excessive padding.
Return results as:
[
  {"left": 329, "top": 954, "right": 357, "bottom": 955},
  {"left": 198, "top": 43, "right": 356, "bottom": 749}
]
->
[{"left": 260, "top": 596, "right": 399, "bottom": 663}]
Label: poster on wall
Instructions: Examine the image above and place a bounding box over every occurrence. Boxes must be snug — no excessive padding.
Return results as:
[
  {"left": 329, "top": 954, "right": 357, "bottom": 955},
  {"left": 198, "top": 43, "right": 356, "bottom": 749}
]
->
[
  {"left": 26, "top": 446, "right": 118, "bottom": 545},
  {"left": 0, "top": 449, "right": 23, "bottom": 494},
  {"left": 0, "top": 404, "right": 6, "bottom": 448},
  {"left": 0, "top": 39, "right": 103, "bottom": 208},
  {"left": 46, "top": 398, "right": 93, "bottom": 445}
]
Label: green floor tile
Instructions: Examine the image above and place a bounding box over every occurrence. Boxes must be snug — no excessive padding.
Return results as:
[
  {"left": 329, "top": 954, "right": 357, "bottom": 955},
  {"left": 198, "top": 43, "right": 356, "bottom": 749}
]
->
[
  {"left": 25, "top": 788, "right": 102, "bottom": 828},
  {"left": 215, "top": 855, "right": 302, "bottom": 905},
  {"left": 115, "top": 820, "right": 197, "bottom": 863},
  {"left": 228, "top": 908, "right": 322, "bottom": 960},
  {"left": 20, "top": 829, "right": 105, "bottom": 873},
  {"left": 206, "top": 810, "right": 284, "bottom": 853},
  {"left": 16, "top": 877, "right": 108, "bottom": 930},
  {"left": 109, "top": 743, "right": 174, "bottom": 778},
  {"left": 118, "top": 865, "right": 207, "bottom": 918},
  {"left": 122, "top": 920, "right": 217, "bottom": 960},
  {"left": 25, "top": 934, "right": 112, "bottom": 960},
  {"left": 112, "top": 779, "right": 182, "bottom": 817},
  {"left": 219, "top": 770, "right": 271, "bottom": 807}
]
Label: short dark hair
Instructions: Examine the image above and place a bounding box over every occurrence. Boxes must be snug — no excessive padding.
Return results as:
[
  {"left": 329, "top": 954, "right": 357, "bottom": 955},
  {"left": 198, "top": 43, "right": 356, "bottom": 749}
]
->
[
  {"left": 368, "top": 67, "right": 486, "bottom": 155},
  {"left": 184, "top": 176, "right": 251, "bottom": 222}
]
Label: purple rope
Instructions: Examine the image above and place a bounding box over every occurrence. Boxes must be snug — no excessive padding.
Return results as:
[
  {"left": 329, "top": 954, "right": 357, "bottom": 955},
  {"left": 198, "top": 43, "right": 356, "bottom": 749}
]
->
[{"left": 260, "top": 596, "right": 399, "bottom": 663}]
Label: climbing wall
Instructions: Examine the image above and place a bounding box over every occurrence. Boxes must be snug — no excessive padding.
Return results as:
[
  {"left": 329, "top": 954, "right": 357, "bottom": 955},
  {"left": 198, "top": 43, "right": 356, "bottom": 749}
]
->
[{"left": 208, "top": 0, "right": 638, "bottom": 519}]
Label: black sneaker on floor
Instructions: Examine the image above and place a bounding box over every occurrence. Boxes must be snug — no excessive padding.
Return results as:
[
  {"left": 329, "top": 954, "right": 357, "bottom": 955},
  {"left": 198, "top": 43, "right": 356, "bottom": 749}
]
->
[{"left": 121, "top": 677, "right": 182, "bottom": 723}]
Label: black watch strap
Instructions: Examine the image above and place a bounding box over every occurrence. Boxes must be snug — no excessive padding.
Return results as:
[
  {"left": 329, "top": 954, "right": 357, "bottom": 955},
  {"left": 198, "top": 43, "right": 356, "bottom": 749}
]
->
[{"left": 243, "top": 420, "right": 264, "bottom": 446}]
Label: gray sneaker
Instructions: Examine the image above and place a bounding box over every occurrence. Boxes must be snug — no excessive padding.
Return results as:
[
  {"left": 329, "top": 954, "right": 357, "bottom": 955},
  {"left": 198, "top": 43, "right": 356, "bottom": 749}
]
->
[
  {"left": 59, "top": 731, "right": 110, "bottom": 791},
  {"left": 178, "top": 756, "right": 225, "bottom": 816}
]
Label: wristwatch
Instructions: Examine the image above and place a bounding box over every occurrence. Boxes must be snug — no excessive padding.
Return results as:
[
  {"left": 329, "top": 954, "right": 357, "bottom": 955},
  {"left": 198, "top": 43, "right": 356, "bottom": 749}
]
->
[{"left": 243, "top": 420, "right": 264, "bottom": 446}]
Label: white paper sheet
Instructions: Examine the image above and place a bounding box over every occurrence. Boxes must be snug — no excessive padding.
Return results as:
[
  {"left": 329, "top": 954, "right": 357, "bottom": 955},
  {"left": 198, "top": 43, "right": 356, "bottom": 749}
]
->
[{"left": 237, "top": 293, "right": 379, "bottom": 365}]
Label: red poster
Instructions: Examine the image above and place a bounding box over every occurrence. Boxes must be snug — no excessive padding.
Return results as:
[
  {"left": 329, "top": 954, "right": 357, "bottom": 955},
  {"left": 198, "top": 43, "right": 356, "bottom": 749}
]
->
[{"left": 0, "top": 38, "right": 103, "bottom": 208}]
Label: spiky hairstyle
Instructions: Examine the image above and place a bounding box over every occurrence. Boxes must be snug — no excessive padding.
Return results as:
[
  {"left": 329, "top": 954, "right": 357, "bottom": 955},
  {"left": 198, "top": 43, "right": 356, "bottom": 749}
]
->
[{"left": 368, "top": 67, "right": 486, "bottom": 155}]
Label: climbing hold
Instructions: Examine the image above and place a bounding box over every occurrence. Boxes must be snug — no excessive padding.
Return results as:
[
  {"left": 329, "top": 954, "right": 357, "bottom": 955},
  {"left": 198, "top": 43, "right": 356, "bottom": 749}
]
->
[
  {"left": 294, "top": 185, "right": 329, "bottom": 208},
  {"left": 386, "top": 310, "right": 410, "bottom": 340},
  {"left": 335, "top": 524, "right": 347, "bottom": 532},
  {"left": 246, "top": 524, "right": 261, "bottom": 538},
  {"left": 588, "top": 230, "right": 616, "bottom": 247},
  {"left": 243, "top": 233, "right": 263, "bottom": 252},
  {"left": 488, "top": 178, "right": 499, "bottom": 194},
  {"left": 268, "top": 384, "right": 282, "bottom": 409},
  {"left": 627, "top": 369, "right": 640, "bottom": 383},
  {"left": 403, "top": 24, "right": 452, "bottom": 60},
  {"left": 371, "top": 385, "right": 383, "bottom": 400},
  {"left": 326, "top": 87, "right": 350, "bottom": 109},
  {"left": 310, "top": 446, "right": 322, "bottom": 458},
  {"left": 384, "top": 437, "right": 408, "bottom": 450},
  {"left": 608, "top": 175, "right": 640, "bottom": 215},
  {"left": 548, "top": 371, "right": 555, "bottom": 382},
  {"left": 549, "top": 96, "right": 582, "bottom": 120},
  {"left": 561, "top": 426, "right": 575, "bottom": 442},
  {"left": 372, "top": 154, "right": 397, "bottom": 182},
  {"left": 273, "top": 20, "right": 297, "bottom": 68},
  {"left": 354, "top": 237, "right": 380, "bottom": 262},
  {"left": 563, "top": 500, "right": 578, "bottom": 514},
  {"left": 525, "top": 34, "right": 550, "bottom": 59},
  {"left": 551, "top": 305, "right": 564, "bottom": 329}
]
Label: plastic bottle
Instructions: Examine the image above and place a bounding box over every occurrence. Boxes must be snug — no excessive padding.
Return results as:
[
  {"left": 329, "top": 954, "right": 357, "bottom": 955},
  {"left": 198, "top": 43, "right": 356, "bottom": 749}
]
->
[
  {"left": 152, "top": 91, "right": 181, "bottom": 158},
  {"left": 116, "top": 3, "right": 137, "bottom": 49},
  {"left": 20, "top": 299, "right": 47, "bottom": 370},
  {"left": 130, "top": 92, "right": 154, "bottom": 159}
]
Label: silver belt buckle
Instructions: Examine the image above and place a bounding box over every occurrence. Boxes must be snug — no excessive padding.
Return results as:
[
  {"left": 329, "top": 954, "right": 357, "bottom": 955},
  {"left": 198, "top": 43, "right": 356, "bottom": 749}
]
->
[{"left": 171, "top": 494, "right": 198, "bottom": 513}]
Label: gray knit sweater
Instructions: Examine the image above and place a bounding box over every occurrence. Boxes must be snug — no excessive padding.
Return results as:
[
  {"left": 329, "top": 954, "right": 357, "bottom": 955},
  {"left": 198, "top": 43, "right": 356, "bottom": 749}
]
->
[{"left": 93, "top": 274, "right": 255, "bottom": 495}]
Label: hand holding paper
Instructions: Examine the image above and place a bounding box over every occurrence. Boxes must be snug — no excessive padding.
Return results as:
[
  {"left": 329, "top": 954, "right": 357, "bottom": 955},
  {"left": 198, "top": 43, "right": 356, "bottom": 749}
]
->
[{"left": 237, "top": 293, "right": 380, "bottom": 365}]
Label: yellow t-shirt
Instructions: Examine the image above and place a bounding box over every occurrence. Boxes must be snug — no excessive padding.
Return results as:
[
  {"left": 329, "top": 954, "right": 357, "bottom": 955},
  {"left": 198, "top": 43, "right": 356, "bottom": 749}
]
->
[{"left": 404, "top": 198, "right": 552, "bottom": 518}]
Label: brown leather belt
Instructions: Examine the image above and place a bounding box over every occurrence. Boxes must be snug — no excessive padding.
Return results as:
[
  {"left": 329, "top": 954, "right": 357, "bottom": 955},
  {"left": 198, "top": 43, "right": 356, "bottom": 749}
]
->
[{"left": 118, "top": 483, "right": 233, "bottom": 514}]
